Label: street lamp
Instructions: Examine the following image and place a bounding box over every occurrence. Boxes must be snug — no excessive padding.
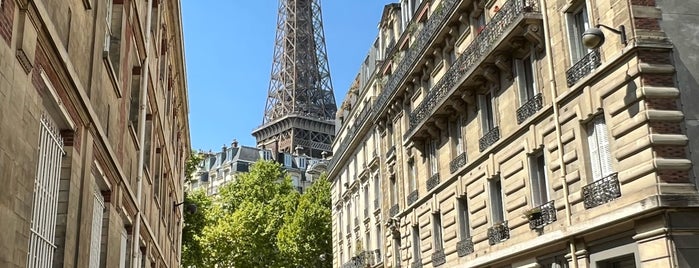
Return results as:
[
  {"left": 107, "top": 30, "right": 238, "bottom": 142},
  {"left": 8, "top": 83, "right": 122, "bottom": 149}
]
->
[
  {"left": 173, "top": 201, "right": 197, "bottom": 214},
  {"left": 582, "top": 24, "right": 627, "bottom": 49}
]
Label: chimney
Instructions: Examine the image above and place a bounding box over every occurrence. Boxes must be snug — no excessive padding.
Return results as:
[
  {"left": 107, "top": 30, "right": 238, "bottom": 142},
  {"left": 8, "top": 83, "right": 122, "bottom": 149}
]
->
[{"left": 232, "top": 139, "right": 239, "bottom": 148}]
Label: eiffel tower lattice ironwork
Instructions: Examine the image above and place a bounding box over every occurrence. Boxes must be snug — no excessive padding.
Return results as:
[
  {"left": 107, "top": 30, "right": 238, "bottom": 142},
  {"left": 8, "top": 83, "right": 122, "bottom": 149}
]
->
[{"left": 252, "top": 0, "right": 337, "bottom": 159}]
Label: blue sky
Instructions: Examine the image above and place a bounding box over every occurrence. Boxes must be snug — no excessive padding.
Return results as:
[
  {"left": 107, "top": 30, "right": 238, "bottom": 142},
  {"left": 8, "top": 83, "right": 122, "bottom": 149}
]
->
[{"left": 183, "top": 1, "right": 393, "bottom": 152}]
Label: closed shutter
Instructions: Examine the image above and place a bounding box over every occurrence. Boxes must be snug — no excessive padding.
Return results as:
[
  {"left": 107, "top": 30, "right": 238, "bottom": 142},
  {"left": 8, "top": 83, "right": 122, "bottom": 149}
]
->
[
  {"left": 587, "top": 119, "right": 602, "bottom": 181},
  {"left": 88, "top": 189, "right": 105, "bottom": 268},
  {"left": 595, "top": 118, "right": 614, "bottom": 177},
  {"left": 119, "top": 229, "right": 128, "bottom": 268}
]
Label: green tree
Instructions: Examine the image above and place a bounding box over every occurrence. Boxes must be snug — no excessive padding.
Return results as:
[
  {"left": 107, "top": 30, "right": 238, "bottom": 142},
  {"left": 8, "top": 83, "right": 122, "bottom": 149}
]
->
[
  {"left": 185, "top": 150, "right": 205, "bottom": 180},
  {"left": 181, "top": 189, "right": 213, "bottom": 267},
  {"left": 277, "top": 175, "right": 332, "bottom": 268}
]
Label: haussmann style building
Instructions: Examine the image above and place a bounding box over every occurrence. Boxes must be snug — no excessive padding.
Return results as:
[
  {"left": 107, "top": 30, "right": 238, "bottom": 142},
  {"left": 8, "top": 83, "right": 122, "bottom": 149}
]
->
[
  {"left": 329, "top": 0, "right": 699, "bottom": 267},
  {"left": 0, "top": 0, "right": 191, "bottom": 267}
]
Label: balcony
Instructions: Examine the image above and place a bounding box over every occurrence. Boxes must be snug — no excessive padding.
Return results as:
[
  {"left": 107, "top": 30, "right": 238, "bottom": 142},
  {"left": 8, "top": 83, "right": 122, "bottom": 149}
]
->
[
  {"left": 427, "top": 173, "right": 440, "bottom": 191},
  {"left": 390, "top": 204, "right": 400, "bottom": 217},
  {"left": 516, "top": 93, "right": 543, "bottom": 124},
  {"left": 406, "top": 0, "right": 542, "bottom": 140},
  {"left": 479, "top": 127, "right": 500, "bottom": 152},
  {"left": 566, "top": 49, "right": 601, "bottom": 87},
  {"left": 456, "top": 237, "right": 474, "bottom": 257},
  {"left": 386, "top": 145, "right": 396, "bottom": 162},
  {"left": 487, "top": 221, "right": 510, "bottom": 245},
  {"left": 527, "top": 200, "right": 556, "bottom": 229},
  {"left": 407, "top": 190, "right": 419, "bottom": 206},
  {"left": 449, "top": 152, "right": 467, "bottom": 173},
  {"left": 431, "top": 249, "right": 446, "bottom": 266},
  {"left": 582, "top": 173, "right": 621, "bottom": 209}
]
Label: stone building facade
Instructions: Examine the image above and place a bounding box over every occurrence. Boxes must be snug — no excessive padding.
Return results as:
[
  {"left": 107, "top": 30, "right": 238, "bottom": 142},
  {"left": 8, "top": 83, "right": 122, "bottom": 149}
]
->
[
  {"left": 329, "top": 0, "right": 699, "bottom": 267},
  {"left": 0, "top": 0, "right": 190, "bottom": 267}
]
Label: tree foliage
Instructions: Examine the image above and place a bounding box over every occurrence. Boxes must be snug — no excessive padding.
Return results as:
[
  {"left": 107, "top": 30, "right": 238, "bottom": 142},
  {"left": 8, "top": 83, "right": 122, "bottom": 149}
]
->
[{"left": 181, "top": 189, "right": 213, "bottom": 267}]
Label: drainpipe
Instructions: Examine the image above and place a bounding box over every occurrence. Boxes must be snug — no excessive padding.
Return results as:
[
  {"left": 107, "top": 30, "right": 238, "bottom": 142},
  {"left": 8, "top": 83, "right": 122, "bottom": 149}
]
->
[
  {"left": 539, "top": 0, "right": 577, "bottom": 266},
  {"left": 133, "top": 0, "right": 154, "bottom": 266}
]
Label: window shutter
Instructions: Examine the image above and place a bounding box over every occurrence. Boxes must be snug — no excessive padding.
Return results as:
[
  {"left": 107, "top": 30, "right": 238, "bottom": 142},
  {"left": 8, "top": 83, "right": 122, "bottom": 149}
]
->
[
  {"left": 119, "top": 229, "right": 128, "bottom": 268},
  {"left": 595, "top": 117, "right": 614, "bottom": 177},
  {"left": 89, "top": 189, "right": 105, "bottom": 268},
  {"left": 587, "top": 120, "right": 602, "bottom": 181}
]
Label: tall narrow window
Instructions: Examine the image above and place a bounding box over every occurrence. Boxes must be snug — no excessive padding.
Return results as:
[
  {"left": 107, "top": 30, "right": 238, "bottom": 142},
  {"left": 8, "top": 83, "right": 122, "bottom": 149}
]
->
[
  {"left": 490, "top": 178, "right": 505, "bottom": 224},
  {"left": 128, "top": 66, "right": 142, "bottom": 130},
  {"left": 530, "top": 152, "right": 549, "bottom": 206},
  {"left": 412, "top": 225, "right": 421, "bottom": 263},
  {"left": 567, "top": 5, "right": 590, "bottom": 63},
  {"left": 26, "top": 115, "right": 64, "bottom": 268},
  {"left": 457, "top": 197, "right": 470, "bottom": 239},
  {"left": 105, "top": 0, "right": 124, "bottom": 76},
  {"left": 587, "top": 115, "right": 613, "bottom": 180},
  {"left": 428, "top": 140, "right": 438, "bottom": 176},
  {"left": 516, "top": 55, "right": 537, "bottom": 103},
  {"left": 375, "top": 224, "right": 382, "bottom": 252},
  {"left": 433, "top": 213, "right": 443, "bottom": 250},
  {"left": 374, "top": 175, "right": 381, "bottom": 210},
  {"left": 390, "top": 177, "right": 398, "bottom": 205},
  {"left": 480, "top": 93, "right": 495, "bottom": 132},
  {"left": 119, "top": 229, "right": 129, "bottom": 268},
  {"left": 451, "top": 117, "right": 464, "bottom": 155},
  {"left": 393, "top": 236, "right": 401, "bottom": 267},
  {"left": 89, "top": 187, "right": 105, "bottom": 268},
  {"left": 407, "top": 160, "right": 416, "bottom": 193}
]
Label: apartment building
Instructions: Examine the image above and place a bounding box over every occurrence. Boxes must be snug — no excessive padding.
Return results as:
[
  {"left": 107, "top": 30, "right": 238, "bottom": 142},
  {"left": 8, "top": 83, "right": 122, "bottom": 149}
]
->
[
  {"left": 188, "top": 141, "right": 329, "bottom": 195},
  {"left": 0, "top": 0, "right": 190, "bottom": 267},
  {"left": 330, "top": 0, "right": 699, "bottom": 267}
]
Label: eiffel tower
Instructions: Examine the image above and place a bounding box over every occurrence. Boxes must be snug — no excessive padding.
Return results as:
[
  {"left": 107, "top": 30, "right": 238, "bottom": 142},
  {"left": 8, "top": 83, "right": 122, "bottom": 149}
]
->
[{"left": 252, "top": 0, "right": 337, "bottom": 159}]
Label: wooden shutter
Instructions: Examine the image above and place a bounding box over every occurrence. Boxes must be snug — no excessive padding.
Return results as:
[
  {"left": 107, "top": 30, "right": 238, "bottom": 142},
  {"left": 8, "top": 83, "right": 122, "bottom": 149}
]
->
[{"left": 89, "top": 189, "right": 105, "bottom": 268}]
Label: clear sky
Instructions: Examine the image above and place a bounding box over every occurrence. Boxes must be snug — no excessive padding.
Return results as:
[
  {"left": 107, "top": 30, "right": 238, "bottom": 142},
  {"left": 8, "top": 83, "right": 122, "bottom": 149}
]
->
[{"left": 182, "top": 1, "right": 394, "bottom": 152}]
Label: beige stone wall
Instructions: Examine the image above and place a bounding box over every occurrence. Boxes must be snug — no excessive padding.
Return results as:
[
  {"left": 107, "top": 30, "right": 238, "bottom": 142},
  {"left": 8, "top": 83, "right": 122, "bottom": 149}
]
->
[{"left": 0, "top": 0, "right": 189, "bottom": 267}]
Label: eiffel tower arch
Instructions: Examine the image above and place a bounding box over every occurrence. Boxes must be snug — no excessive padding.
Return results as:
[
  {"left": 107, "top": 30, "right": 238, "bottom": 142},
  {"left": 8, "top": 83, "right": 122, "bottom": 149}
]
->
[{"left": 252, "top": 0, "right": 337, "bottom": 159}]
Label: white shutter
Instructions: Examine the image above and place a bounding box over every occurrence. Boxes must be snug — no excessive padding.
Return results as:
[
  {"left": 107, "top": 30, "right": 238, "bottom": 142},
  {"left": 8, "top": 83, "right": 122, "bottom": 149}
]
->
[
  {"left": 456, "top": 117, "right": 464, "bottom": 154},
  {"left": 595, "top": 117, "right": 614, "bottom": 177},
  {"left": 119, "top": 229, "right": 128, "bottom": 268},
  {"left": 587, "top": 120, "right": 602, "bottom": 181},
  {"left": 88, "top": 189, "right": 105, "bottom": 268}
]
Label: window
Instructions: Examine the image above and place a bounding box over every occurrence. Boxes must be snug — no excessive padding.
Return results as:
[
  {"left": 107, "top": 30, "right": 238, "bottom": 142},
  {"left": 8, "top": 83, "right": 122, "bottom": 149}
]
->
[
  {"left": 26, "top": 115, "right": 64, "bottom": 268},
  {"left": 480, "top": 93, "right": 495, "bottom": 132},
  {"left": 515, "top": 54, "right": 537, "bottom": 103},
  {"left": 474, "top": 10, "right": 486, "bottom": 34},
  {"left": 105, "top": 0, "right": 124, "bottom": 75},
  {"left": 393, "top": 235, "right": 402, "bottom": 267},
  {"left": 412, "top": 225, "right": 421, "bottom": 262},
  {"left": 89, "top": 188, "right": 105, "bottom": 268},
  {"left": 489, "top": 178, "right": 505, "bottom": 224},
  {"left": 451, "top": 117, "right": 464, "bottom": 155},
  {"left": 567, "top": 4, "right": 590, "bottom": 63},
  {"left": 433, "top": 213, "right": 443, "bottom": 250},
  {"left": 530, "top": 152, "right": 549, "bottom": 206},
  {"left": 390, "top": 176, "right": 398, "bottom": 205},
  {"left": 407, "top": 160, "right": 416, "bottom": 193},
  {"left": 261, "top": 150, "right": 273, "bottom": 160},
  {"left": 119, "top": 228, "right": 129, "bottom": 268},
  {"left": 284, "top": 154, "right": 293, "bottom": 167},
  {"left": 457, "top": 197, "right": 470, "bottom": 239},
  {"left": 597, "top": 254, "right": 636, "bottom": 268},
  {"left": 364, "top": 186, "right": 370, "bottom": 218},
  {"left": 373, "top": 175, "right": 381, "bottom": 210},
  {"left": 587, "top": 115, "right": 613, "bottom": 181},
  {"left": 375, "top": 224, "right": 382, "bottom": 252},
  {"left": 428, "top": 140, "right": 438, "bottom": 176},
  {"left": 129, "top": 66, "right": 142, "bottom": 129}
]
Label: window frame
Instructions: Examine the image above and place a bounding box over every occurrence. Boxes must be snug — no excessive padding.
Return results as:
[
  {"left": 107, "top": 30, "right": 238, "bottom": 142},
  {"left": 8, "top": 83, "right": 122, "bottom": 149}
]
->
[
  {"left": 489, "top": 178, "right": 506, "bottom": 224},
  {"left": 586, "top": 115, "right": 614, "bottom": 181},
  {"left": 565, "top": 3, "right": 591, "bottom": 63},
  {"left": 412, "top": 225, "right": 421, "bottom": 263},
  {"left": 479, "top": 92, "right": 496, "bottom": 133},
  {"left": 432, "top": 212, "right": 444, "bottom": 250},
  {"left": 457, "top": 196, "right": 471, "bottom": 239},
  {"left": 515, "top": 52, "right": 538, "bottom": 104},
  {"left": 529, "top": 151, "right": 550, "bottom": 206}
]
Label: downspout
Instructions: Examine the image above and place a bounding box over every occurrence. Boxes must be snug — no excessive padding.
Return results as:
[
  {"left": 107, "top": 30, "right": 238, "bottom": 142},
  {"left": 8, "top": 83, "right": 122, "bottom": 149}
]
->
[
  {"left": 133, "top": 0, "right": 154, "bottom": 266},
  {"left": 539, "top": 0, "right": 577, "bottom": 266}
]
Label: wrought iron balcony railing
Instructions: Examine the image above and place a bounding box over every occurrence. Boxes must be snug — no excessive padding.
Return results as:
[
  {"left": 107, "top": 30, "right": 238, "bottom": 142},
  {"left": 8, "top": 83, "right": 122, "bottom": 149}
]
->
[
  {"left": 374, "top": 249, "right": 382, "bottom": 264},
  {"left": 487, "top": 221, "right": 510, "bottom": 245},
  {"left": 407, "top": 190, "right": 419, "bottom": 206},
  {"left": 427, "top": 173, "right": 440, "bottom": 191},
  {"left": 479, "top": 126, "right": 500, "bottom": 152},
  {"left": 582, "top": 173, "right": 621, "bottom": 209},
  {"left": 516, "top": 93, "right": 543, "bottom": 124},
  {"left": 449, "top": 152, "right": 467, "bottom": 173},
  {"left": 566, "top": 49, "right": 601, "bottom": 87},
  {"left": 331, "top": 0, "right": 460, "bottom": 172},
  {"left": 386, "top": 145, "right": 396, "bottom": 160},
  {"left": 431, "top": 249, "right": 446, "bottom": 266},
  {"left": 390, "top": 204, "right": 400, "bottom": 217},
  {"left": 407, "top": 0, "right": 541, "bottom": 136},
  {"left": 527, "top": 200, "right": 556, "bottom": 229},
  {"left": 411, "top": 260, "right": 423, "bottom": 268},
  {"left": 456, "top": 237, "right": 474, "bottom": 257}
]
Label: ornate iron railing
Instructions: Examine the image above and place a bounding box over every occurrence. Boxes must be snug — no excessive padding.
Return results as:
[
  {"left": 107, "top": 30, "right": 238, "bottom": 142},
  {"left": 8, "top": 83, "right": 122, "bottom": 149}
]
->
[
  {"left": 431, "top": 249, "right": 446, "bottom": 266},
  {"left": 374, "top": 249, "right": 382, "bottom": 264},
  {"left": 407, "top": 190, "right": 419, "bottom": 206},
  {"left": 386, "top": 145, "right": 396, "bottom": 160},
  {"left": 527, "top": 200, "right": 556, "bottom": 229},
  {"left": 566, "top": 49, "right": 601, "bottom": 87},
  {"left": 479, "top": 126, "right": 500, "bottom": 152},
  {"left": 487, "top": 221, "right": 510, "bottom": 245},
  {"left": 390, "top": 204, "right": 400, "bottom": 217},
  {"left": 456, "top": 237, "right": 474, "bottom": 257},
  {"left": 516, "top": 93, "right": 543, "bottom": 124},
  {"left": 408, "top": 0, "right": 541, "bottom": 135},
  {"left": 342, "top": 251, "right": 368, "bottom": 268},
  {"left": 331, "top": 0, "right": 461, "bottom": 172},
  {"left": 449, "top": 152, "right": 467, "bottom": 173},
  {"left": 582, "top": 173, "right": 621, "bottom": 209},
  {"left": 427, "top": 173, "right": 440, "bottom": 191}
]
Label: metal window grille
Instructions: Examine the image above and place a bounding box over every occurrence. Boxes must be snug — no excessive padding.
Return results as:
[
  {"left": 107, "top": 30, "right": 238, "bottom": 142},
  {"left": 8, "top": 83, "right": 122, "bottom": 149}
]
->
[
  {"left": 26, "top": 114, "right": 64, "bottom": 268},
  {"left": 89, "top": 188, "right": 105, "bottom": 268}
]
